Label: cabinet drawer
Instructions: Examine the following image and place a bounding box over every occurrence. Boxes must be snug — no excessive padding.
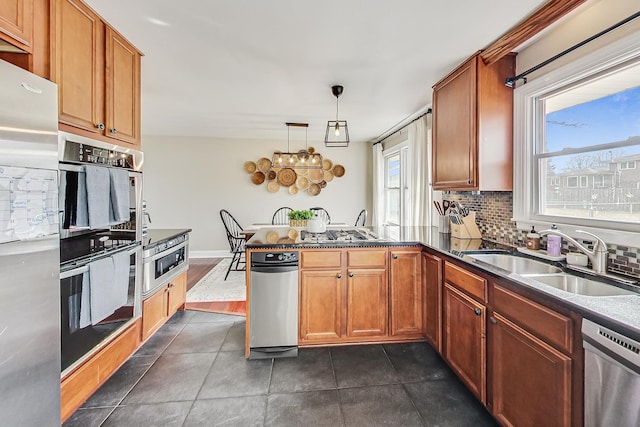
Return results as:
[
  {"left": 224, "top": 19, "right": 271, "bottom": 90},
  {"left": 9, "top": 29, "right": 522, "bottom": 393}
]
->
[
  {"left": 301, "top": 250, "right": 342, "bottom": 268},
  {"left": 493, "top": 285, "right": 573, "bottom": 353},
  {"left": 347, "top": 249, "right": 387, "bottom": 268},
  {"left": 444, "top": 261, "right": 487, "bottom": 303}
]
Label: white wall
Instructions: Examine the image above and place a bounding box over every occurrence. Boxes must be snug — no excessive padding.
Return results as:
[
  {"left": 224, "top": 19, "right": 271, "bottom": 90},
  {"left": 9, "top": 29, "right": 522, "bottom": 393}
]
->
[
  {"left": 516, "top": 0, "right": 640, "bottom": 76},
  {"left": 142, "top": 135, "right": 371, "bottom": 256}
]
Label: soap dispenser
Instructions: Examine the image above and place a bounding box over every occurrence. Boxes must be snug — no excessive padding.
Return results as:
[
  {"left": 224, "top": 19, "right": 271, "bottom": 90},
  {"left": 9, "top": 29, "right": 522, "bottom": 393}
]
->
[
  {"left": 526, "top": 226, "right": 540, "bottom": 250},
  {"left": 546, "top": 224, "right": 562, "bottom": 256}
]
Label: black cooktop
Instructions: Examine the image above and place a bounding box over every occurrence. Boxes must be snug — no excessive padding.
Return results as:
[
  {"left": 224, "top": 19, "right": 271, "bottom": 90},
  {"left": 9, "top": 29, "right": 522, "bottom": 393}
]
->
[{"left": 60, "top": 231, "right": 137, "bottom": 264}]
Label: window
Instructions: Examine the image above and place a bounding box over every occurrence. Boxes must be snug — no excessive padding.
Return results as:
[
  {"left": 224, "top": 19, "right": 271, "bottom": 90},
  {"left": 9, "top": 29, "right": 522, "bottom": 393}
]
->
[
  {"left": 579, "top": 176, "right": 588, "bottom": 188},
  {"left": 383, "top": 146, "right": 408, "bottom": 227},
  {"left": 514, "top": 31, "right": 640, "bottom": 245},
  {"left": 620, "top": 160, "right": 636, "bottom": 170}
]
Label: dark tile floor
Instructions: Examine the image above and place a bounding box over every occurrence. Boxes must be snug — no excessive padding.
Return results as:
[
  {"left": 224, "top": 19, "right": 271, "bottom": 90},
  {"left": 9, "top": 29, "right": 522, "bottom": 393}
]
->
[{"left": 64, "top": 310, "right": 498, "bottom": 427}]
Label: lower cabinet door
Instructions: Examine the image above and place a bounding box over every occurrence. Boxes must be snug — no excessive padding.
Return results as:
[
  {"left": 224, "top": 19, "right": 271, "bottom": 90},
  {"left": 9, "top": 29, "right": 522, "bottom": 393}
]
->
[
  {"left": 141, "top": 287, "right": 167, "bottom": 341},
  {"left": 422, "top": 251, "right": 442, "bottom": 351},
  {"left": 443, "top": 283, "right": 486, "bottom": 403},
  {"left": 490, "top": 313, "right": 572, "bottom": 427},
  {"left": 167, "top": 272, "right": 187, "bottom": 316},
  {"left": 299, "top": 270, "right": 343, "bottom": 343},
  {"left": 346, "top": 268, "right": 388, "bottom": 338},
  {"left": 390, "top": 249, "right": 423, "bottom": 336}
]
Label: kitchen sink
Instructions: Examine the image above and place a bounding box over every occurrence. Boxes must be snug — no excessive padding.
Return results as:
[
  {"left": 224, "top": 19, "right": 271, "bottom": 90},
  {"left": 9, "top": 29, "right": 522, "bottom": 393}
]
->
[
  {"left": 468, "top": 253, "right": 563, "bottom": 274},
  {"left": 522, "top": 274, "right": 638, "bottom": 297}
]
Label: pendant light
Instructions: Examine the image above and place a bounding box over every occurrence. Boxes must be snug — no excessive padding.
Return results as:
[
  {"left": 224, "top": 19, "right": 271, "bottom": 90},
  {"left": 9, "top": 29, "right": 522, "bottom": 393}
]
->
[
  {"left": 272, "top": 123, "right": 323, "bottom": 169},
  {"left": 324, "top": 85, "right": 349, "bottom": 147}
]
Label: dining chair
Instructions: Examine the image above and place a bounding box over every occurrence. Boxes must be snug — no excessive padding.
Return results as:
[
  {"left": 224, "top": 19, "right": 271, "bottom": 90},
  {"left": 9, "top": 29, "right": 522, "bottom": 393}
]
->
[
  {"left": 309, "top": 207, "right": 331, "bottom": 224},
  {"left": 354, "top": 209, "right": 367, "bottom": 227},
  {"left": 272, "top": 207, "right": 293, "bottom": 225},
  {"left": 219, "top": 209, "right": 246, "bottom": 280}
]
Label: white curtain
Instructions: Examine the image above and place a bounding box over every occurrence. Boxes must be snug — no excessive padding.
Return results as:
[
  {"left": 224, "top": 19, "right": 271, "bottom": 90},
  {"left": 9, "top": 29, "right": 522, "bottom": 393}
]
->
[
  {"left": 371, "top": 143, "right": 384, "bottom": 226},
  {"left": 407, "top": 116, "right": 430, "bottom": 226}
]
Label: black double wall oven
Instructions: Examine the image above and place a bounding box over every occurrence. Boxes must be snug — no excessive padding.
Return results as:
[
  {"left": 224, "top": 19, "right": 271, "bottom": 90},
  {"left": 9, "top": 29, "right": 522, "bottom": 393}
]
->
[{"left": 58, "top": 132, "right": 143, "bottom": 374}]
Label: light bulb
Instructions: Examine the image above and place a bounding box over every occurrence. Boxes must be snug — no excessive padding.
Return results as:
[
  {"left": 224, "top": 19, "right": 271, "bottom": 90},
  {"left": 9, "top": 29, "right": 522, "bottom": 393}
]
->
[
  {"left": 278, "top": 157, "right": 282, "bottom": 163},
  {"left": 334, "top": 122, "right": 340, "bottom": 136},
  {"left": 311, "top": 157, "right": 316, "bottom": 164}
]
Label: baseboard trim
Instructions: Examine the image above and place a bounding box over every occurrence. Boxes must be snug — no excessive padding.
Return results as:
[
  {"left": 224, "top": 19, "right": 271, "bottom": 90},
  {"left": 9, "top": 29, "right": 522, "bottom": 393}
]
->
[{"left": 190, "top": 250, "right": 232, "bottom": 259}]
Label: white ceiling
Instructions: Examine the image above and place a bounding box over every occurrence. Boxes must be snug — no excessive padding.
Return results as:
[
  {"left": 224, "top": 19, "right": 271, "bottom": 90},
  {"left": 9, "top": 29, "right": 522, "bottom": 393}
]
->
[{"left": 85, "top": 0, "right": 549, "bottom": 143}]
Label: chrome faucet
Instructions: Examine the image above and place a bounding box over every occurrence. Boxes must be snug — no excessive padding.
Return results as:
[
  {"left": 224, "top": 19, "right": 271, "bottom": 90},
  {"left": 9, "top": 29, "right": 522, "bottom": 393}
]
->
[{"left": 538, "top": 228, "right": 609, "bottom": 274}]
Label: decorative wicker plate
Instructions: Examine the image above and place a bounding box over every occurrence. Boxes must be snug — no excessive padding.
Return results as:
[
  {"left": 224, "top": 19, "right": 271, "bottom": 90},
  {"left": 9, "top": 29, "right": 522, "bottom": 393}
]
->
[
  {"left": 266, "top": 231, "right": 279, "bottom": 244},
  {"left": 251, "top": 171, "right": 265, "bottom": 185},
  {"left": 323, "top": 170, "right": 334, "bottom": 182},
  {"left": 267, "top": 181, "right": 280, "bottom": 192},
  {"left": 277, "top": 168, "right": 296, "bottom": 187},
  {"left": 288, "top": 185, "right": 299, "bottom": 195},
  {"left": 266, "top": 170, "right": 277, "bottom": 180},
  {"left": 288, "top": 228, "right": 299, "bottom": 239},
  {"left": 322, "top": 159, "right": 333, "bottom": 171},
  {"left": 308, "top": 183, "right": 321, "bottom": 196},
  {"left": 332, "top": 164, "right": 345, "bottom": 177},
  {"left": 295, "top": 176, "right": 310, "bottom": 190},
  {"left": 244, "top": 161, "right": 257, "bottom": 174},
  {"left": 308, "top": 168, "right": 324, "bottom": 183},
  {"left": 257, "top": 157, "right": 272, "bottom": 173},
  {"left": 307, "top": 146, "right": 315, "bottom": 154}
]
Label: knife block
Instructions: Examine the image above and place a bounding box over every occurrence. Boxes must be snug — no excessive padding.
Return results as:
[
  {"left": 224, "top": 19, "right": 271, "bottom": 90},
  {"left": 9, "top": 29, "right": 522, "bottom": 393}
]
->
[{"left": 451, "top": 211, "right": 482, "bottom": 239}]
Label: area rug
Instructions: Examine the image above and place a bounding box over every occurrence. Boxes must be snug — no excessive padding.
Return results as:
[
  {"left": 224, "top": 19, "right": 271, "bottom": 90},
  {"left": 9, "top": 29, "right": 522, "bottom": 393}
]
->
[{"left": 186, "top": 259, "right": 246, "bottom": 302}]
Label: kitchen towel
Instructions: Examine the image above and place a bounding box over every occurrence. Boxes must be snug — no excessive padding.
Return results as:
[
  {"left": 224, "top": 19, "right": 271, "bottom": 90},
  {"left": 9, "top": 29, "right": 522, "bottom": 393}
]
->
[
  {"left": 85, "top": 165, "right": 111, "bottom": 229},
  {"left": 111, "top": 249, "right": 131, "bottom": 308},
  {"left": 88, "top": 255, "right": 117, "bottom": 325},
  {"left": 109, "top": 168, "right": 130, "bottom": 224},
  {"left": 79, "top": 271, "right": 91, "bottom": 328},
  {"left": 75, "top": 170, "right": 89, "bottom": 227}
]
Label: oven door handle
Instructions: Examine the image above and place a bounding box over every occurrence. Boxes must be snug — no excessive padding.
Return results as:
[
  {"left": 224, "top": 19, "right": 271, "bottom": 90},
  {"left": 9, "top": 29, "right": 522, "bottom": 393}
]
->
[
  {"left": 143, "top": 241, "right": 188, "bottom": 263},
  {"left": 61, "top": 244, "right": 140, "bottom": 279},
  {"left": 60, "top": 265, "right": 89, "bottom": 279}
]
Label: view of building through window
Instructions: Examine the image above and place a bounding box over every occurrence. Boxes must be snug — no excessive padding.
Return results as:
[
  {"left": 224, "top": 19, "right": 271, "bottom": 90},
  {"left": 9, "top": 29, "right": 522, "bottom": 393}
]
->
[{"left": 541, "top": 71, "right": 640, "bottom": 224}]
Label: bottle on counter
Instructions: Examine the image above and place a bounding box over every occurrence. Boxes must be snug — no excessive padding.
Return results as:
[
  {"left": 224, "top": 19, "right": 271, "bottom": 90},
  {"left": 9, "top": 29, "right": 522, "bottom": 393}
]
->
[
  {"left": 526, "top": 226, "right": 540, "bottom": 250},
  {"left": 546, "top": 224, "right": 562, "bottom": 256}
]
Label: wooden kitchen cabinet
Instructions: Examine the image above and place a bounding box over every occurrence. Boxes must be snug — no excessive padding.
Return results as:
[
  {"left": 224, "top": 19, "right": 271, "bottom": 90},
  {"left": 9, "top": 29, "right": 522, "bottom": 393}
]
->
[
  {"left": 346, "top": 248, "right": 389, "bottom": 338},
  {"left": 141, "top": 272, "right": 187, "bottom": 341},
  {"left": 422, "top": 251, "right": 442, "bottom": 351},
  {"left": 490, "top": 312, "right": 572, "bottom": 427},
  {"left": 389, "top": 248, "right": 423, "bottom": 337},
  {"left": 443, "top": 283, "right": 486, "bottom": 404},
  {"left": 299, "top": 269, "right": 343, "bottom": 343},
  {"left": 432, "top": 52, "right": 515, "bottom": 191},
  {"left": 490, "top": 283, "right": 575, "bottom": 426},
  {"left": 0, "top": 0, "right": 33, "bottom": 52},
  {"left": 52, "top": 0, "right": 141, "bottom": 148}
]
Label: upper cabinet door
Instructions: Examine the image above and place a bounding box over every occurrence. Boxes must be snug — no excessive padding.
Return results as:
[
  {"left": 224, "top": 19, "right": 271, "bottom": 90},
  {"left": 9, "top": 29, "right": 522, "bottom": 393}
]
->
[
  {"left": 432, "top": 56, "right": 477, "bottom": 191},
  {"left": 54, "top": 0, "right": 105, "bottom": 135},
  {"left": 432, "top": 52, "right": 514, "bottom": 191},
  {"left": 0, "top": 0, "right": 33, "bottom": 52},
  {"left": 105, "top": 27, "right": 140, "bottom": 146}
]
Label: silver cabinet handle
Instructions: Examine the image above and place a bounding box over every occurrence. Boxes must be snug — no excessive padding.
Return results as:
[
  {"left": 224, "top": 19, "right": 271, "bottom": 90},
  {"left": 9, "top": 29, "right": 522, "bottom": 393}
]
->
[
  {"left": 392, "top": 254, "right": 398, "bottom": 259},
  {"left": 348, "top": 272, "right": 354, "bottom": 277},
  {"left": 467, "top": 179, "right": 473, "bottom": 185},
  {"left": 96, "top": 123, "right": 105, "bottom": 130},
  {"left": 110, "top": 128, "right": 118, "bottom": 134},
  {"left": 474, "top": 308, "right": 482, "bottom": 316},
  {"left": 337, "top": 273, "right": 342, "bottom": 279},
  {"left": 489, "top": 317, "right": 497, "bottom": 324}
]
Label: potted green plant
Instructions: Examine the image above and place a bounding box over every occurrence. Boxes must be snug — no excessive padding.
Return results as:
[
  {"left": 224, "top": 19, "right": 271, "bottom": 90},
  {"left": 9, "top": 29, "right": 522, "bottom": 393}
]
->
[{"left": 288, "top": 209, "right": 313, "bottom": 227}]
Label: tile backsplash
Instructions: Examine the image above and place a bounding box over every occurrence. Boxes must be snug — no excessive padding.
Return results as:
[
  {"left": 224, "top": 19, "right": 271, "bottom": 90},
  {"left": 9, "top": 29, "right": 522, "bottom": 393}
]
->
[{"left": 446, "top": 191, "right": 640, "bottom": 279}]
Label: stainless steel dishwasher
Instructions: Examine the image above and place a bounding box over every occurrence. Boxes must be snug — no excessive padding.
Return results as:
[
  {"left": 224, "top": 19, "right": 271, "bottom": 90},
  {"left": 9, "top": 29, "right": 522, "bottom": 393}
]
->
[
  {"left": 582, "top": 318, "right": 640, "bottom": 427},
  {"left": 249, "top": 251, "right": 299, "bottom": 359}
]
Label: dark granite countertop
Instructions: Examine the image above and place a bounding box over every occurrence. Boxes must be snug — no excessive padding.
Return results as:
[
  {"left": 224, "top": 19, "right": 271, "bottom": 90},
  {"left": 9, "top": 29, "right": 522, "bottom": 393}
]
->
[
  {"left": 143, "top": 228, "right": 192, "bottom": 250},
  {"left": 247, "top": 225, "right": 640, "bottom": 341}
]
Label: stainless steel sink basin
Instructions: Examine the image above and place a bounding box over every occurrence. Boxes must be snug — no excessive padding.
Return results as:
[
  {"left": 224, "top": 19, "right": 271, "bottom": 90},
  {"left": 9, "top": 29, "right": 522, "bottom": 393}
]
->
[
  {"left": 469, "top": 253, "right": 563, "bottom": 274},
  {"left": 523, "top": 274, "right": 638, "bottom": 297}
]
